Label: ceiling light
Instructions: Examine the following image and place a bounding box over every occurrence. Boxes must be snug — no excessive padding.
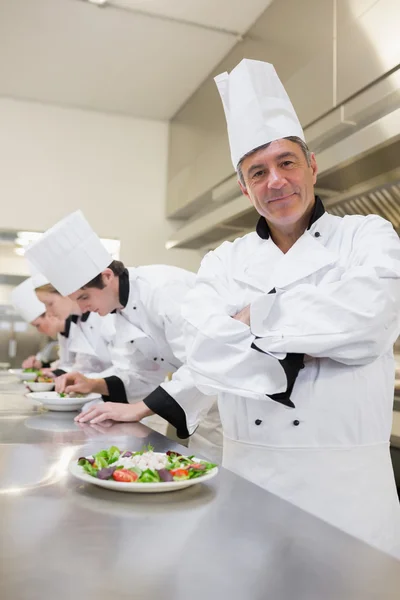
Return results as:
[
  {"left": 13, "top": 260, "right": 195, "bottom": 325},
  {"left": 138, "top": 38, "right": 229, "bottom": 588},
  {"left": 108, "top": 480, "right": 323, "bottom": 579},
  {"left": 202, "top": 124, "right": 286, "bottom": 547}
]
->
[
  {"left": 15, "top": 231, "right": 42, "bottom": 246},
  {"left": 87, "top": 0, "right": 108, "bottom": 5}
]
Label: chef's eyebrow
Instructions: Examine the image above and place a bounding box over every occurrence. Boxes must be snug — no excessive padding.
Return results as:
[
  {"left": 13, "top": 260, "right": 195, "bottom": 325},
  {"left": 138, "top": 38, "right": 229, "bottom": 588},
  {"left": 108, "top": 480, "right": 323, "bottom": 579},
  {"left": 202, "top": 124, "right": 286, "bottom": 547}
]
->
[{"left": 246, "top": 152, "right": 298, "bottom": 177}]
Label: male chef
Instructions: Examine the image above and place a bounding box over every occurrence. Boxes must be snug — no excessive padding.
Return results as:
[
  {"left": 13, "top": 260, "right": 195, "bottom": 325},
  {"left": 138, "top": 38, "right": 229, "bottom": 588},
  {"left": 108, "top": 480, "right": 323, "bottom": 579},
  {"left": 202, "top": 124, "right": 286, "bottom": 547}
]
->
[
  {"left": 26, "top": 211, "right": 222, "bottom": 459},
  {"left": 173, "top": 60, "right": 400, "bottom": 555}
]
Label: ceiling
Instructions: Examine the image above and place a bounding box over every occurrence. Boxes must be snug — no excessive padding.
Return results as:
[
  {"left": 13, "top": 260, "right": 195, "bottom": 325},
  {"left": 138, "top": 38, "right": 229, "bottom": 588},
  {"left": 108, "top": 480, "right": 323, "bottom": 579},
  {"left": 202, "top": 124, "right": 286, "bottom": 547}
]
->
[{"left": 0, "top": 0, "right": 275, "bottom": 120}]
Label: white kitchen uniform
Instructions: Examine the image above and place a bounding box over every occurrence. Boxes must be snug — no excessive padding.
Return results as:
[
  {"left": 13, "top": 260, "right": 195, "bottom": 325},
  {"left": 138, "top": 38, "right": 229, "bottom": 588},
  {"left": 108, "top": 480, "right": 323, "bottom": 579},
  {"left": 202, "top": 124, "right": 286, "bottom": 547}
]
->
[
  {"left": 56, "top": 313, "right": 115, "bottom": 379},
  {"left": 181, "top": 203, "right": 400, "bottom": 557},
  {"left": 105, "top": 266, "right": 219, "bottom": 449},
  {"left": 36, "top": 340, "right": 59, "bottom": 365},
  {"left": 25, "top": 209, "right": 222, "bottom": 459}
]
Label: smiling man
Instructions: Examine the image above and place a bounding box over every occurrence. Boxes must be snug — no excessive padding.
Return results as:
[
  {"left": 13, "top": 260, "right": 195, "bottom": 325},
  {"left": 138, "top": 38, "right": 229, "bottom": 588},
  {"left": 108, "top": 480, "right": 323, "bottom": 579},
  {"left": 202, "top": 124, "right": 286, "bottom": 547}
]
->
[{"left": 169, "top": 59, "right": 400, "bottom": 556}]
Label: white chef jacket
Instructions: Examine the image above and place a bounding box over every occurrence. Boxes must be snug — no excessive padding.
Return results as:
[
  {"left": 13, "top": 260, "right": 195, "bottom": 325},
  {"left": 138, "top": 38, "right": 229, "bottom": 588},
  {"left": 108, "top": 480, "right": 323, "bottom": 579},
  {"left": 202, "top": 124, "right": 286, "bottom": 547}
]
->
[
  {"left": 102, "top": 266, "right": 216, "bottom": 440},
  {"left": 180, "top": 197, "right": 400, "bottom": 557},
  {"left": 36, "top": 340, "right": 59, "bottom": 365},
  {"left": 55, "top": 312, "right": 115, "bottom": 378}
]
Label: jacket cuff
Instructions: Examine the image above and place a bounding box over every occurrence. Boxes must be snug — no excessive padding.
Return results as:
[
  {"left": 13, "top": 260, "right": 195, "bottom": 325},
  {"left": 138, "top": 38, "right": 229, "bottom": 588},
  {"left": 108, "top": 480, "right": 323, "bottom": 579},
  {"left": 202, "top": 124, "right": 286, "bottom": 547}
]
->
[
  {"left": 251, "top": 341, "right": 304, "bottom": 409},
  {"left": 52, "top": 369, "right": 66, "bottom": 377},
  {"left": 143, "top": 386, "right": 189, "bottom": 439},
  {"left": 103, "top": 376, "right": 128, "bottom": 404}
]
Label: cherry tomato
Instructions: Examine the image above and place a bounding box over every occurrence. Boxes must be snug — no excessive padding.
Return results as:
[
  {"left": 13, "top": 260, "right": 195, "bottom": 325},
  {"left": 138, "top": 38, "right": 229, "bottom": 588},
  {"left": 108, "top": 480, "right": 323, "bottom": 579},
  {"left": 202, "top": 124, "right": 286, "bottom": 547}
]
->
[
  {"left": 170, "top": 468, "right": 189, "bottom": 479},
  {"left": 189, "top": 463, "right": 206, "bottom": 471},
  {"left": 112, "top": 469, "right": 138, "bottom": 483}
]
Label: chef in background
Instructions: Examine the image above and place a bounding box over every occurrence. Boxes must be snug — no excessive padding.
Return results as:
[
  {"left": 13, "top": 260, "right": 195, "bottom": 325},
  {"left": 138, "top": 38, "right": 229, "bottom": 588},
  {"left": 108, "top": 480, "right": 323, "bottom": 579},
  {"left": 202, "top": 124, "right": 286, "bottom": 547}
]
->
[
  {"left": 11, "top": 277, "right": 64, "bottom": 368},
  {"left": 33, "top": 277, "right": 116, "bottom": 380},
  {"left": 26, "top": 211, "right": 223, "bottom": 462},
  {"left": 169, "top": 59, "right": 400, "bottom": 556}
]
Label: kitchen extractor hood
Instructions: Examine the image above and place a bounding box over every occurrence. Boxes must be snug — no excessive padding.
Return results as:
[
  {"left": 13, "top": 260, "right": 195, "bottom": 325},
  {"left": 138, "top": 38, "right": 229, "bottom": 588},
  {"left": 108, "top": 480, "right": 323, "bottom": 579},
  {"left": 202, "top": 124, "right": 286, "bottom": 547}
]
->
[{"left": 167, "top": 72, "right": 400, "bottom": 252}]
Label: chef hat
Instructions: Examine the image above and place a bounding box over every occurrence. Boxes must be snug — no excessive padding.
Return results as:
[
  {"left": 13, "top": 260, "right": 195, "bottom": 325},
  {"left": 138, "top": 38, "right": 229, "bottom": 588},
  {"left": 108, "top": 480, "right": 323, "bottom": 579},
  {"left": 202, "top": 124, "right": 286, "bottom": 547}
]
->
[
  {"left": 215, "top": 59, "right": 305, "bottom": 170},
  {"left": 25, "top": 210, "right": 112, "bottom": 296},
  {"left": 26, "top": 259, "right": 49, "bottom": 289},
  {"left": 11, "top": 277, "right": 46, "bottom": 323}
]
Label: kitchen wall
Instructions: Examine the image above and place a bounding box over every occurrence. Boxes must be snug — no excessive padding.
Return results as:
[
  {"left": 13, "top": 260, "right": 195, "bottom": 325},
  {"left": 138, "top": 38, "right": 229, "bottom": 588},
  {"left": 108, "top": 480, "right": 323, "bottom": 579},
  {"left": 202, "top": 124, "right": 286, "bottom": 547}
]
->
[{"left": 0, "top": 98, "right": 202, "bottom": 273}]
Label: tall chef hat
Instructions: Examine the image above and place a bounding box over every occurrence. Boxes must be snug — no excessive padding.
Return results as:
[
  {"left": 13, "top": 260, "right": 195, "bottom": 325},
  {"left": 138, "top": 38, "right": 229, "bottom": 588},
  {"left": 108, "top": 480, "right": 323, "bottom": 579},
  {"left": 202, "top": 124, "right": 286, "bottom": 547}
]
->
[
  {"left": 214, "top": 59, "right": 305, "bottom": 170},
  {"left": 25, "top": 211, "right": 113, "bottom": 296},
  {"left": 11, "top": 277, "right": 46, "bottom": 323}
]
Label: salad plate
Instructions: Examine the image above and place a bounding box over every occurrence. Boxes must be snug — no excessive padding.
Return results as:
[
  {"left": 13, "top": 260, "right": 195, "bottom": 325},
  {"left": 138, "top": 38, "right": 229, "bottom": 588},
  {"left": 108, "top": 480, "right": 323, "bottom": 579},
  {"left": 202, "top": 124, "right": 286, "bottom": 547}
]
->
[
  {"left": 10, "top": 368, "right": 37, "bottom": 381},
  {"left": 69, "top": 445, "right": 218, "bottom": 493}
]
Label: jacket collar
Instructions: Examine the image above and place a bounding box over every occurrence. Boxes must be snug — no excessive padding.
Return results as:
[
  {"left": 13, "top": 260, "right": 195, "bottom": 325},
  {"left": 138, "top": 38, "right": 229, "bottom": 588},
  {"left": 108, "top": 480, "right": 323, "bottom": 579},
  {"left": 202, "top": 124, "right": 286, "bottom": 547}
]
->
[
  {"left": 61, "top": 316, "right": 72, "bottom": 338},
  {"left": 256, "top": 195, "right": 325, "bottom": 240},
  {"left": 118, "top": 269, "right": 130, "bottom": 309}
]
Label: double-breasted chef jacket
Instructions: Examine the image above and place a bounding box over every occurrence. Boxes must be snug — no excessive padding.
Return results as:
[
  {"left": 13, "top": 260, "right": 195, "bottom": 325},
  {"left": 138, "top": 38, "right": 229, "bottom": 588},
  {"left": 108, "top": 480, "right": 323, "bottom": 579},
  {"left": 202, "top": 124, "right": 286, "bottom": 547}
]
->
[
  {"left": 101, "top": 266, "right": 215, "bottom": 437},
  {"left": 53, "top": 312, "right": 115, "bottom": 378},
  {"left": 169, "top": 197, "right": 400, "bottom": 557}
]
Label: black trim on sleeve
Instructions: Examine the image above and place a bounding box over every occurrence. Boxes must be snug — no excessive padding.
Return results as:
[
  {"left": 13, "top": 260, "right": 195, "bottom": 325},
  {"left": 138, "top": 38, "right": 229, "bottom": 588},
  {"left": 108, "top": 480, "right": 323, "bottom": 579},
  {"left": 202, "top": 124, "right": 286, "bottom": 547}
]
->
[
  {"left": 143, "top": 386, "right": 189, "bottom": 439},
  {"left": 103, "top": 375, "right": 128, "bottom": 403},
  {"left": 52, "top": 369, "right": 67, "bottom": 377},
  {"left": 251, "top": 343, "right": 304, "bottom": 409},
  {"left": 41, "top": 362, "right": 51, "bottom": 369}
]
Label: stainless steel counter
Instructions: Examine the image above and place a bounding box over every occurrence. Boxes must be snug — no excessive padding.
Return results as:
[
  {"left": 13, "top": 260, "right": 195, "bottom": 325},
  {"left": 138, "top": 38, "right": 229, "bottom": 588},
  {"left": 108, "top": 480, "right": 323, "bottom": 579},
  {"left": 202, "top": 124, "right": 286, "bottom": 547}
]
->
[{"left": 1, "top": 383, "right": 400, "bottom": 600}]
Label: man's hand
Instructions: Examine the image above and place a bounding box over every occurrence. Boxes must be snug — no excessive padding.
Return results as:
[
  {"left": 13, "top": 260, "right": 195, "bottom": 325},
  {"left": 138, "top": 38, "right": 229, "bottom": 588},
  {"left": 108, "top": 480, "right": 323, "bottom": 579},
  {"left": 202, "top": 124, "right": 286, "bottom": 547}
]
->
[
  {"left": 39, "top": 368, "right": 55, "bottom": 377},
  {"left": 22, "top": 356, "right": 42, "bottom": 370},
  {"left": 74, "top": 401, "right": 153, "bottom": 424},
  {"left": 55, "top": 372, "right": 96, "bottom": 394},
  {"left": 232, "top": 305, "right": 251, "bottom": 326}
]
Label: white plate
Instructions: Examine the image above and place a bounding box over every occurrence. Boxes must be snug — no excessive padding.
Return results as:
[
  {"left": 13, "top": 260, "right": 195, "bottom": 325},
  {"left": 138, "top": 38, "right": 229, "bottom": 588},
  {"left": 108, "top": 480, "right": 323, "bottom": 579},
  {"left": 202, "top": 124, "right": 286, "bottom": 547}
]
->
[
  {"left": 10, "top": 369, "right": 37, "bottom": 381},
  {"left": 25, "top": 382, "right": 55, "bottom": 392},
  {"left": 27, "top": 391, "right": 101, "bottom": 412},
  {"left": 69, "top": 453, "right": 218, "bottom": 493}
]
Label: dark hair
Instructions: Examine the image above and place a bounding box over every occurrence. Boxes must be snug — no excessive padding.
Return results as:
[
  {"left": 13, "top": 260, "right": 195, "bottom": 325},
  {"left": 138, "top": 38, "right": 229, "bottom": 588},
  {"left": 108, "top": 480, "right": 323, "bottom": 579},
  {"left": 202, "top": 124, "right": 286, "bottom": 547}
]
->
[
  {"left": 237, "top": 136, "right": 311, "bottom": 187},
  {"left": 83, "top": 260, "right": 126, "bottom": 290}
]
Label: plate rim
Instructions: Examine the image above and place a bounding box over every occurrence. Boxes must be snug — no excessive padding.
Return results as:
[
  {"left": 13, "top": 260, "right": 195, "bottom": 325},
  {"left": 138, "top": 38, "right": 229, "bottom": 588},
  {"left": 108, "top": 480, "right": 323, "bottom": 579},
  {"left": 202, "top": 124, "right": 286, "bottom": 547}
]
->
[{"left": 27, "top": 391, "right": 101, "bottom": 402}]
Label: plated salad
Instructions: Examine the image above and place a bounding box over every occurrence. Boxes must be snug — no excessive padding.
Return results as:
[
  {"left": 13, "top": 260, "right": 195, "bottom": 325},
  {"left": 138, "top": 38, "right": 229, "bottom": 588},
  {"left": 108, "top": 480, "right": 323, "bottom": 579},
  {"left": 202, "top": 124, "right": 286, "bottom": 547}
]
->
[
  {"left": 77, "top": 444, "right": 217, "bottom": 483},
  {"left": 58, "top": 392, "right": 86, "bottom": 398},
  {"left": 23, "top": 369, "right": 53, "bottom": 383}
]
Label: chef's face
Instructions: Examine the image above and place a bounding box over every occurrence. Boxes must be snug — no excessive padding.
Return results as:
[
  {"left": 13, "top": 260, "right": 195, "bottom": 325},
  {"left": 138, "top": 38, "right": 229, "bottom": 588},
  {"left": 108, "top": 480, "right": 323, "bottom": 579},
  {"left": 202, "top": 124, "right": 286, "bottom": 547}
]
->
[
  {"left": 31, "top": 314, "right": 64, "bottom": 337},
  {"left": 69, "top": 271, "right": 117, "bottom": 316},
  {"left": 36, "top": 291, "right": 74, "bottom": 321},
  {"left": 238, "top": 139, "right": 317, "bottom": 229}
]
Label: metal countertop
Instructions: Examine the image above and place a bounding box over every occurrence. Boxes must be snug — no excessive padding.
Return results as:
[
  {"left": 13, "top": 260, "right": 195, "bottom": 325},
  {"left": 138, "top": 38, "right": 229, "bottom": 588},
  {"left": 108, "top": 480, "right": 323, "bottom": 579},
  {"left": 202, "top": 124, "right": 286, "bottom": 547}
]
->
[{"left": 0, "top": 382, "right": 399, "bottom": 600}]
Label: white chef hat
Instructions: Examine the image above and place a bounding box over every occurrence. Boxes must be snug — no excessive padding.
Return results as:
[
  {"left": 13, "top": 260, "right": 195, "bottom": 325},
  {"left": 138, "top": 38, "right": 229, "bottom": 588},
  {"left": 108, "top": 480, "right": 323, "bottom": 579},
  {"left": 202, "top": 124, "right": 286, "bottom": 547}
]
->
[
  {"left": 25, "top": 210, "right": 113, "bottom": 296},
  {"left": 11, "top": 277, "right": 46, "bottom": 323},
  {"left": 215, "top": 59, "right": 305, "bottom": 170}
]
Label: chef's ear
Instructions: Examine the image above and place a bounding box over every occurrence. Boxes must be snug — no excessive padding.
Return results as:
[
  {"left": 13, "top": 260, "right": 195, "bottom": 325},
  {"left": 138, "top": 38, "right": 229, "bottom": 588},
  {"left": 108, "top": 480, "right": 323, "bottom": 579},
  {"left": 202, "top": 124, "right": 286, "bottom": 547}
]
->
[
  {"left": 310, "top": 153, "right": 318, "bottom": 184},
  {"left": 238, "top": 178, "right": 249, "bottom": 198},
  {"left": 101, "top": 268, "right": 114, "bottom": 285}
]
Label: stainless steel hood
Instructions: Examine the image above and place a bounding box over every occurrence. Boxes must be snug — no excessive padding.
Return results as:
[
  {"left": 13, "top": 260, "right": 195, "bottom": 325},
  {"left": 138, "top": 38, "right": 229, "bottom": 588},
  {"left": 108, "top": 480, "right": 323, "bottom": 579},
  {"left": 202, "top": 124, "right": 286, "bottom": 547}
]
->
[{"left": 167, "top": 72, "right": 400, "bottom": 251}]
